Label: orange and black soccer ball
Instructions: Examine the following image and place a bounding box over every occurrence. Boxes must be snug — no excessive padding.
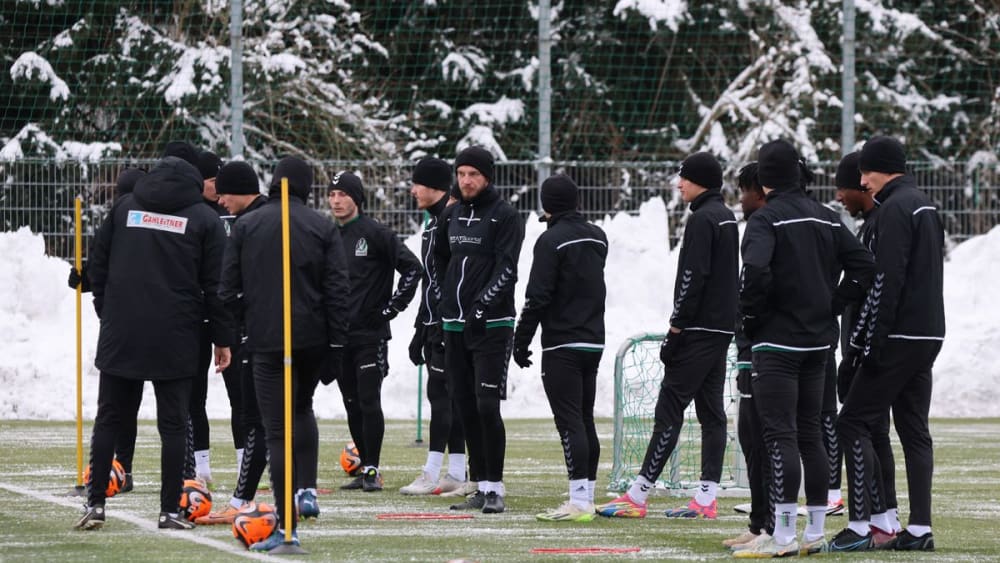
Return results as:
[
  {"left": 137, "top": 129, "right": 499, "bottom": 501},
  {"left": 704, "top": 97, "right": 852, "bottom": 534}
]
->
[
  {"left": 232, "top": 502, "right": 278, "bottom": 548},
  {"left": 179, "top": 479, "right": 213, "bottom": 521},
  {"left": 83, "top": 458, "right": 127, "bottom": 498},
  {"left": 339, "top": 441, "right": 361, "bottom": 476}
]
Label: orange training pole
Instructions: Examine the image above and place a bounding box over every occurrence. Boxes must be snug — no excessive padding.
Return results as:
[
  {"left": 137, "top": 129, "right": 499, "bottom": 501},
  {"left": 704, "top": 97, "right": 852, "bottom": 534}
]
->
[
  {"left": 74, "top": 197, "right": 84, "bottom": 490},
  {"left": 280, "top": 178, "right": 294, "bottom": 543}
]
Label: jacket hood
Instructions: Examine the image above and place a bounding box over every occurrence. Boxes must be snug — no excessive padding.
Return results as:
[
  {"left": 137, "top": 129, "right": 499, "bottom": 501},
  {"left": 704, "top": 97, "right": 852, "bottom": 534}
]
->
[{"left": 132, "top": 156, "right": 205, "bottom": 213}]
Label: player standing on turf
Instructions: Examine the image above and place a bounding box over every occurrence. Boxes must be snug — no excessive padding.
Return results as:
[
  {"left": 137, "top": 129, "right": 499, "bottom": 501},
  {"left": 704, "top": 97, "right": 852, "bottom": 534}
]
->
[
  {"left": 513, "top": 174, "right": 608, "bottom": 522},
  {"left": 400, "top": 157, "right": 475, "bottom": 497},
  {"left": 735, "top": 140, "right": 874, "bottom": 558},
  {"left": 436, "top": 146, "right": 525, "bottom": 515},
  {"left": 597, "top": 152, "right": 737, "bottom": 521},
  {"left": 832, "top": 136, "right": 945, "bottom": 553},
  {"left": 328, "top": 171, "right": 422, "bottom": 494}
]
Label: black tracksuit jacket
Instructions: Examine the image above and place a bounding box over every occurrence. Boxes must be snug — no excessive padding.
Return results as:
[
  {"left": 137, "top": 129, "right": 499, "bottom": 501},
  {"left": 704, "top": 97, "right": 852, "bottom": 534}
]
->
[
  {"left": 89, "top": 157, "right": 233, "bottom": 380},
  {"left": 435, "top": 184, "right": 525, "bottom": 331},
  {"left": 513, "top": 211, "right": 608, "bottom": 352},
  {"left": 849, "top": 175, "right": 945, "bottom": 355},
  {"left": 219, "top": 193, "right": 350, "bottom": 353},
  {"left": 740, "top": 188, "right": 875, "bottom": 351},
  {"left": 841, "top": 205, "right": 878, "bottom": 351},
  {"left": 414, "top": 194, "right": 450, "bottom": 329},
  {"left": 670, "top": 190, "right": 739, "bottom": 335},
  {"left": 337, "top": 213, "right": 422, "bottom": 346}
]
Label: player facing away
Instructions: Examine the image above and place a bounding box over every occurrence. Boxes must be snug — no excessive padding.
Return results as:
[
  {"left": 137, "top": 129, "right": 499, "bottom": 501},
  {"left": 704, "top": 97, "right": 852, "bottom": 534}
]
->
[
  {"left": 435, "top": 146, "right": 525, "bottom": 514},
  {"left": 219, "top": 156, "right": 350, "bottom": 551},
  {"left": 832, "top": 136, "right": 945, "bottom": 553},
  {"left": 512, "top": 174, "right": 608, "bottom": 522},
  {"left": 400, "top": 157, "right": 474, "bottom": 497},
  {"left": 328, "top": 171, "right": 422, "bottom": 493},
  {"left": 596, "top": 151, "right": 738, "bottom": 520},
  {"left": 735, "top": 140, "right": 874, "bottom": 558}
]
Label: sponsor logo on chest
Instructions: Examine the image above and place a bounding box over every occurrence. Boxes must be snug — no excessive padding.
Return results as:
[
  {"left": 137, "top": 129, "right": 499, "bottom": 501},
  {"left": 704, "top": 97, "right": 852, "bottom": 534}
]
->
[
  {"left": 126, "top": 210, "right": 188, "bottom": 234},
  {"left": 355, "top": 237, "right": 368, "bottom": 257}
]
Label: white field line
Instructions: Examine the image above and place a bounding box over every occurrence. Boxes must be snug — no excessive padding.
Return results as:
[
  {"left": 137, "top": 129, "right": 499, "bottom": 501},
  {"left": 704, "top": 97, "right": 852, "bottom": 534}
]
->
[{"left": 0, "top": 481, "right": 270, "bottom": 561}]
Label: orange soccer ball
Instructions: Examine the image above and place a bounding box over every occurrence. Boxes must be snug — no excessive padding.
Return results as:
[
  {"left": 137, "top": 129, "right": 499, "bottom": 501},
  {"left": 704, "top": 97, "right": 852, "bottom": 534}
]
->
[
  {"left": 82, "top": 458, "right": 127, "bottom": 498},
  {"left": 232, "top": 502, "right": 278, "bottom": 548}
]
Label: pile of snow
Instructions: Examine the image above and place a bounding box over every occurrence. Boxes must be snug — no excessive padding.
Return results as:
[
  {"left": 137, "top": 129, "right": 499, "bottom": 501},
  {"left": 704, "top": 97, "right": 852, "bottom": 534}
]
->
[{"left": 1, "top": 198, "right": 996, "bottom": 420}]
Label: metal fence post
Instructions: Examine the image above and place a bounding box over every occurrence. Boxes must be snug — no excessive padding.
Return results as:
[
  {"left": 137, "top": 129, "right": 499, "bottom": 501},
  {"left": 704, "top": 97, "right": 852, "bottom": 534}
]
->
[
  {"left": 230, "top": 0, "right": 245, "bottom": 159},
  {"left": 537, "top": 0, "right": 553, "bottom": 205},
  {"left": 841, "top": 0, "right": 856, "bottom": 155}
]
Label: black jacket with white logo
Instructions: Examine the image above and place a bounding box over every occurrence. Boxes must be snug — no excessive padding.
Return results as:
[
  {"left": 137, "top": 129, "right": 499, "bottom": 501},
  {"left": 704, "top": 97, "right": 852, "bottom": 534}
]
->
[
  {"left": 219, "top": 193, "right": 350, "bottom": 353},
  {"left": 670, "top": 190, "right": 739, "bottom": 335},
  {"left": 740, "top": 189, "right": 875, "bottom": 351},
  {"left": 89, "top": 157, "right": 234, "bottom": 380},
  {"left": 338, "top": 213, "right": 422, "bottom": 345},
  {"left": 414, "top": 194, "right": 450, "bottom": 328},
  {"left": 849, "top": 175, "right": 945, "bottom": 355},
  {"left": 435, "top": 184, "right": 525, "bottom": 331},
  {"left": 514, "top": 212, "right": 607, "bottom": 352}
]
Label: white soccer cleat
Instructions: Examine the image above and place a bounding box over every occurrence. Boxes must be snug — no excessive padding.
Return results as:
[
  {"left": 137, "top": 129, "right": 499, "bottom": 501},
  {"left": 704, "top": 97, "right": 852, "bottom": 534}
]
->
[{"left": 399, "top": 472, "right": 439, "bottom": 495}]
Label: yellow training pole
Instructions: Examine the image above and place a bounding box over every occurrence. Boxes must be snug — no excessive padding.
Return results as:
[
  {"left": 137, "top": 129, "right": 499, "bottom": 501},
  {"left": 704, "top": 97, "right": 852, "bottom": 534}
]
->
[
  {"left": 74, "top": 197, "right": 84, "bottom": 493},
  {"left": 280, "top": 177, "right": 294, "bottom": 544}
]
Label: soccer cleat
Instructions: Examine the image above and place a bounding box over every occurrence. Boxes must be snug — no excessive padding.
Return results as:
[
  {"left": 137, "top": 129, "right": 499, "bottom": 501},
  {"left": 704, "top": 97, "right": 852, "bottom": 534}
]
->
[
  {"left": 664, "top": 498, "right": 717, "bottom": 519},
  {"left": 732, "top": 535, "right": 799, "bottom": 558},
  {"left": 723, "top": 530, "right": 760, "bottom": 549},
  {"left": 433, "top": 474, "right": 464, "bottom": 496},
  {"left": 74, "top": 504, "right": 105, "bottom": 530},
  {"left": 195, "top": 475, "right": 216, "bottom": 492},
  {"left": 194, "top": 505, "right": 241, "bottom": 525},
  {"left": 400, "top": 472, "right": 439, "bottom": 495},
  {"left": 120, "top": 473, "right": 134, "bottom": 494},
  {"left": 799, "top": 536, "right": 828, "bottom": 556},
  {"left": 731, "top": 532, "right": 771, "bottom": 553},
  {"left": 536, "top": 501, "right": 596, "bottom": 522},
  {"left": 158, "top": 512, "right": 196, "bottom": 530},
  {"left": 482, "top": 491, "right": 505, "bottom": 514},
  {"left": 440, "top": 478, "right": 478, "bottom": 497},
  {"left": 296, "top": 490, "right": 320, "bottom": 519},
  {"left": 887, "top": 529, "right": 934, "bottom": 551},
  {"left": 362, "top": 467, "right": 383, "bottom": 492},
  {"left": 870, "top": 525, "right": 896, "bottom": 549},
  {"left": 450, "top": 490, "right": 486, "bottom": 510},
  {"left": 826, "top": 497, "right": 844, "bottom": 516},
  {"left": 828, "top": 527, "right": 873, "bottom": 552},
  {"left": 250, "top": 529, "right": 300, "bottom": 552},
  {"left": 595, "top": 493, "right": 647, "bottom": 518},
  {"left": 340, "top": 475, "right": 364, "bottom": 490}
]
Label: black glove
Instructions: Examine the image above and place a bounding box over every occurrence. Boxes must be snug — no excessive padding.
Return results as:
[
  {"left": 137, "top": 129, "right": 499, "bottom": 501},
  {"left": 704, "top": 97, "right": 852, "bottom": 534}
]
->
[
  {"left": 408, "top": 326, "right": 426, "bottom": 366},
  {"left": 68, "top": 265, "right": 90, "bottom": 292},
  {"left": 92, "top": 295, "right": 104, "bottom": 319},
  {"left": 861, "top": 346, "right": 882, "bottom": 373},
  {"left": 513, "top": 346, "right": 533, "bottom": 368},
  {"left": 464, "top": 303, "right": 487, "bottom": 339},
  {"left": 320, "top": 346, "right": 344, "bottom": 385},
  {"left": 837, "top": 348, "right": 861, "bottom": 402},
  {"left": 736, "top": 368, "right": 752, "bottom": 395},
  {"left": 659, "top": 330, "right": 684, "bottom": 366},
  {"left": 741, "top": 314, "right": 761, "bottom": 340}
]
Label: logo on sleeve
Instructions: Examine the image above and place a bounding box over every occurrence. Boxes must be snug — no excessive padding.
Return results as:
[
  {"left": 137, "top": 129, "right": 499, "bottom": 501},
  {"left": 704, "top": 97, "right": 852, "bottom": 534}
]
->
[
  {"left": 126, "top": 210, "right": 188, "bottom": 234},
  {"left": 355, "top": 237, "right": 368, "bottom": 257}
]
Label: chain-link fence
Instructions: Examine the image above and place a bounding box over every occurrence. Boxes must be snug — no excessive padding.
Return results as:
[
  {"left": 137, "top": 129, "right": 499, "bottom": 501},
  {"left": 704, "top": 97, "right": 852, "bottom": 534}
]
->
[{"left": 2, "top": 158, "right": 995, "bottom": 262}]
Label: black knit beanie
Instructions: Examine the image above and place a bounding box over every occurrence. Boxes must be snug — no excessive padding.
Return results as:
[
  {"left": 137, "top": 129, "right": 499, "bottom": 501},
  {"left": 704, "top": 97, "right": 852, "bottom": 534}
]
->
[
  {"left": 331, "top": 171, "right": 365, "bottom": 208},
  {"left": 162, "top": 141, "right": 201, "bottom": 177},
  {"left": 115, "top": 168, "right": 145, "bottom": 196},
  {"left": 757, "top": 140, "right": 802, "bottom": 192},
  {"left": 541, "top": 174, "right": 579, "bottom": 217},
  {"left": 216, "top": 161, "right": 260, "bottom": 195},
  {"left": 858, "top": 136, "right": 907, "bottom": 174},
  {"left": 412, "top": 157, "right": 452, "bottom": 191},
  {"left": 835, "top": 152, "right": 865, "bottom": 191},
  {"left": 197, "top": 150, "right": 223, "bottom": 181},
  {"left": 270, "top": 156, "right": 313, "bottom": 200},
  {"left": 678, "top": 152, "right": 723, "bottom": 190},
  {"left": 454, "top": 146, "right": 495, "bottom": 182}
]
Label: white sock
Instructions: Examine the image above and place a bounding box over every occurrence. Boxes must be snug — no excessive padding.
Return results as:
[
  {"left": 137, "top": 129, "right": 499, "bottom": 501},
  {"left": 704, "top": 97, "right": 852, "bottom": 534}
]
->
[
  {"left": 848, "top": 520, "right": 871, "bottom": 536},
  {"left": 887, "top": 508, "right": 902, "bottom": 532},
  {"left": 804, "top": 505, "right": 826, "bottom": 541},
  {"left": 627, "top": 475, "right": 653, "bottom": 506},
  {"left": 235, "top": 448, "right": 244, "bottom": 476},
  {"left": 587, "top": 480, "right": 596, "bottom": 504},
  {"left": 194, "top": 449, "right": 211, "bottom": 479},
  {"left": 773, "top": 503, "right": 798, "bottom": 545},
  {"left": 478, "top": 480, "right": 489, "bottom": 493},
  {"left": 569, "top": 479, "right": 590, "bottom": 509},
  {"left": 907, "top": 524, "right": 931, "bottom": 537},
  {"left": 423, "top": 451, "right": 444, "bottom": 478},
  {"left": 230, "top": 497, "right": 245, "bottom": 509},
  {"left": 871, "top": 511, "right": 892, "bottom": 532},
  {"left": 827, "top": 488, "right": 842, "bottom": 503},
  {"left": 448, "top": 453, "right": 467, "bottom": 481},
  {"left": 694, "top": 480, "right": 718, "bottom": 506}
]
